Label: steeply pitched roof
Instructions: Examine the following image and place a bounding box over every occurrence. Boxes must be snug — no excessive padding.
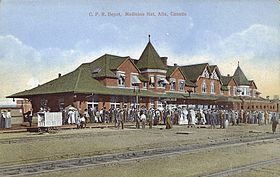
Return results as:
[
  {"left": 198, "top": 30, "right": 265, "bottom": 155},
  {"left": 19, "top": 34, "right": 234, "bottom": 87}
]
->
[
  {"left": 233, "top": 65, "right": 250, "bottom": 86},
  {"left": 167, "top": 66, "right": 196, "bottom": 87},
  {"left": 209, "top": 65, "right": 222, "bottom": 78},
  {"left": 136, "top": 41, "right": 167, "bottom": 70},
  {"left": 220, "top": 76, "right": 232, "bottom": 86},
  {"left": 179, "top": 63, "right": 209, "bottom": 82},
  {"left": 91, "top": 54, "right": 128, "bottom": 78},
  {"left": 249, "top": 80, "right": 257, "bottom": 89},
  {"left": 166, "top": 66, "right": 177, "bottom": 77}
]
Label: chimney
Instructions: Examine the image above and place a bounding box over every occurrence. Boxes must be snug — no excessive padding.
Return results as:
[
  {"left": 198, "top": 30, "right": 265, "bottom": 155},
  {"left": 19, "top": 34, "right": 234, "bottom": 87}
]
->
[
  {"left": 174, "top": 63, "right": 178, "bottom": 67},
  {"left": 160, "top": 57, "right": 168, "bottom": 65},
  {"left": 58, "top": 73, "right": 62, "bottom": 78}
]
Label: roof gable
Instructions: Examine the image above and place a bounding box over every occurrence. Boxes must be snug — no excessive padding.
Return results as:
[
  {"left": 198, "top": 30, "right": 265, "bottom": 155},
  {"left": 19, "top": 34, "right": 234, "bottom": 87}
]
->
[
  {"left": 117, "top": 57, "right": 141, "bottom": 73},
  {"left": 249, "top": 80, "right": 257, "bottom": 89},
  {"left": 91, "top": 54, "right": 128, "bottom": 78},
  {"left": 136, "top": 41, "right": 167, "bottom": 70},
  {"left": 233, "top": 65, "right": 250, "bottom": 86},
  {"left": 180, "top": 63, "right": 209, "bottom": 82}
]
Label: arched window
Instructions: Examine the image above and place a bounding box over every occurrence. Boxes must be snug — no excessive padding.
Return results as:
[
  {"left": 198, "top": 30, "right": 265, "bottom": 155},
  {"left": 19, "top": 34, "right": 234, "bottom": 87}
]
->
[
  {"left": 210, "top": 81, "right": 215, "bottom": 94},
  {"left": 201, "top": 80, "right": 207, "bottom": 93}
]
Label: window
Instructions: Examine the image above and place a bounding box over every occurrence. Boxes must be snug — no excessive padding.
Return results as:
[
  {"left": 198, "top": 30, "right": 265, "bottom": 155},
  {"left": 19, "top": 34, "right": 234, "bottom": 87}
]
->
[
  {"left": 130, "top": 74, "right": 141, "bottom": 87},
  {"left": 40, "top": 98, "right": 48, "bottom": 110},
  {"left": 149, "top": 75, "right": 155, "bottom": 88},
  {"left": 117, "top": 72, "right": 125, "bottom": 86},
  {"left": 58, "top": 98, "right": 64, "bottom": 111},
  {"left": 87, "top": 102, "right": 98, "bottom": 110},
  {"left": 179, "top": 80, "right": 185, "bottom": 91},
  {"left": 142, "top": 82, "right": 147, "bottom": 89},
  {"left": 210, "top": 81, "right": 215, "bottom": 94},
  {"left": 201, "top": 80, "right": 207, "bottom": 93},
  {"left": 170, "top": 79, "right": 176, "bottom": 91},
  {"left": 157, "top": 77, "right": 168, "bottom": 88}
]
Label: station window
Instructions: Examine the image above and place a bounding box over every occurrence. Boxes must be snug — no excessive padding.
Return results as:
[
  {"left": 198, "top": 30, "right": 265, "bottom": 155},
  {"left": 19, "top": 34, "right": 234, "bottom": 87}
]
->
[
  {"left": 201, "top": 80, "right": 207, "bottom": 93},
  {"left": 149, "top": 76, "right": 155, "bottom": 88},
  {"left": 210, "top": 81, "right": 215, "bottom": 94},
  {"left": 179, "top": 80, "right": 185, "bottom": 91},
  {"left": 117, "top": 72, "right": 125, "bottom": 86},
  {"left": 170, "top": 79, "right": 176, "bottom": 91}
]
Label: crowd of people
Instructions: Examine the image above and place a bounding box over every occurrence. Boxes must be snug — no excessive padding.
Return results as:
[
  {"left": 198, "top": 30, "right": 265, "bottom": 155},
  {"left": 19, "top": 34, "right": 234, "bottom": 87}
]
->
[
  {"left": 0, "top": 110, "right": 12, "bottom": 129},
  {"left": 61, "top": 105, "right": 280, "bottom": 133}
]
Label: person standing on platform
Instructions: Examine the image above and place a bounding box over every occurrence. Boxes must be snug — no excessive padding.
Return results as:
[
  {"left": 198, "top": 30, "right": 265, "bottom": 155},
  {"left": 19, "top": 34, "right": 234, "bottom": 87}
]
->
[
  {"left": 271, "top": 113, "right": 279, "bottom": 134},
  {"left": 24, "top": 109, "right": 33, "bottom": 127},
  {"left": 135, "top": 109, "right": 140, "bottom": 129},
  {"left": 5, "top": 110, "right": 12, "bottom": 129},
  {"left": 140, "top": 111, "right": 146, "bottom": 129},
  {"left": 166, "top": 110, "right": 172, "bottom": 129},
  {"left": 264, "top": 111, "right": 269, "bottom": 125},
  {"left": 0, "top": 110, "right": 5, "bottom": 129},
  {"left": 209, "top": 111, "right": 215, "bottom": 129},
  {"left": 147, "top": 109, "right": 153, "bottom": 129}
]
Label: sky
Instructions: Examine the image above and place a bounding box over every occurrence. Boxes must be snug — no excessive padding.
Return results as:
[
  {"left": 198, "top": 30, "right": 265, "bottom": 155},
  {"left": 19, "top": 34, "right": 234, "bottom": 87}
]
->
[{"left": 0, "top": 0, "right": 279, "bottom": 101}]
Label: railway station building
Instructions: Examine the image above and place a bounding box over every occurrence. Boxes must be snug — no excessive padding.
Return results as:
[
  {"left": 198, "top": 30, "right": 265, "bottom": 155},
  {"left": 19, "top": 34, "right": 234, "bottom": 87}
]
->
[{"left": 8, "top": 38, "right": 278, "bottom": 113}]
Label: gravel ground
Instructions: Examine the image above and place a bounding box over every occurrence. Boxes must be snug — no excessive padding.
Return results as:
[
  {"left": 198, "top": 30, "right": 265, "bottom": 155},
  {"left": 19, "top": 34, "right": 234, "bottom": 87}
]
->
[
  {"left": 30, "top": 140, "right": 280, "bottom": 177},
  {"left": 0, "top": 123, "right": 279, "bottom": 177}
]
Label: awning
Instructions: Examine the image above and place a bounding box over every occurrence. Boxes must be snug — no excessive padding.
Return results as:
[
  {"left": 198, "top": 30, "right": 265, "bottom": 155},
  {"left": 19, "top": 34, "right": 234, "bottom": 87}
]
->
[
  {"left": 131, "top": 75, "right": 141, "bottom": 84},
  {"left": 159, "top": 78, "right": 169, "bottom": 84},
  {"left": 118, "top": 73, "right": 125, "bottom": 79}
]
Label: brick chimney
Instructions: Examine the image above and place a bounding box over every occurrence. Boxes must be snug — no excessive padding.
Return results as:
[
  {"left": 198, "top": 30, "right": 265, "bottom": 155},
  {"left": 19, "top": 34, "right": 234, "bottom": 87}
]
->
[{"left": 58, "top": 73, "right": 62, "bottom": 78}]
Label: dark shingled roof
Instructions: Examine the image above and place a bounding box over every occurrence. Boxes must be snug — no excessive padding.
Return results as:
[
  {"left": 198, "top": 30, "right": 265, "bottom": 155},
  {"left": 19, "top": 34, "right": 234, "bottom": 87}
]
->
[
  {"left": 166, "top": 66, "right": 177, "bottom": 77},
  {"left": 179, "top": 63, "right": 208, "bottom": 82},
  {"left": 8, "top": 62, "right": 161, "bottom": 98},
  {"left": 91, "top": 54, "right": 128, "bottom": 78},
  {"left": 167, "top": 66, "right": 196, "bottom": 87},
  {"left": 136, "top": 41, "right": 167, "bottom": 70},
  {"left": 233, "top": 66, "right": 250, "bottom": 86},
  {"left": 220, "top": 76, "right": 232, "bottom": 86}
]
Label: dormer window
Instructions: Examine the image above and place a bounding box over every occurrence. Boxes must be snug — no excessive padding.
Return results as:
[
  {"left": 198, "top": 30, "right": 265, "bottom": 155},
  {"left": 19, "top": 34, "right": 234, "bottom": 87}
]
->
[
  {"left": 170, "top": 78, "right": 176, "bottom": 91},
  {"left": 130, "top": 74, "right": 141, "bottom": 87},
  {"left": 202, "top": 80, "right": 207, "bottom": 93},
  {"left": 157, "top": 76, "right": 169, "bottom": 88},
  {"left": 117, "top": 71, "right": 125, "bottom": 87},
  {"left": 179, "top": 80, "right": 185, "bottom": 91}
]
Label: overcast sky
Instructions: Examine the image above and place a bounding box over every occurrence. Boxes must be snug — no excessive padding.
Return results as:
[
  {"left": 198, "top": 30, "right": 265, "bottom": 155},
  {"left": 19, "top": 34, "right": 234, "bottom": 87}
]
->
[{"left": 0, "top": 0, "right": 279, "bottom": 100}]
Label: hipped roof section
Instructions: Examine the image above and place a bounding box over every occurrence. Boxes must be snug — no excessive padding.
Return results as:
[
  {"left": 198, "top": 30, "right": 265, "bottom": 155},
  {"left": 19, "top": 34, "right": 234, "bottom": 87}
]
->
[{"left": 136, "top": 41, "right": 167, "bottom": 70}]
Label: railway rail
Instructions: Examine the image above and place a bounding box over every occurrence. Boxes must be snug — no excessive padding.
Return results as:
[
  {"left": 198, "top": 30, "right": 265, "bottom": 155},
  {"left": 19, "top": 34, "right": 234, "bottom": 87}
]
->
[
  {"left": 0, "top": 134, "right": 279, "bottom": 176},
  {"left": 201, "top": 157, "right": 280, "bottom": 177}
]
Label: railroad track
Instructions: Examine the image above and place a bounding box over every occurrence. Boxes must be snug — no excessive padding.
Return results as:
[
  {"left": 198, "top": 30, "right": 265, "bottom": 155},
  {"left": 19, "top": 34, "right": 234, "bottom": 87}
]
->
[
  {"left": 0, "top": 134, "right": 279, "bottom": 177},
  {"left": 201, "top": 157, "right": 280, "bottom": 177},
  {"left": 0, "top": 129, "right": 132, "bottom": 145}
]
